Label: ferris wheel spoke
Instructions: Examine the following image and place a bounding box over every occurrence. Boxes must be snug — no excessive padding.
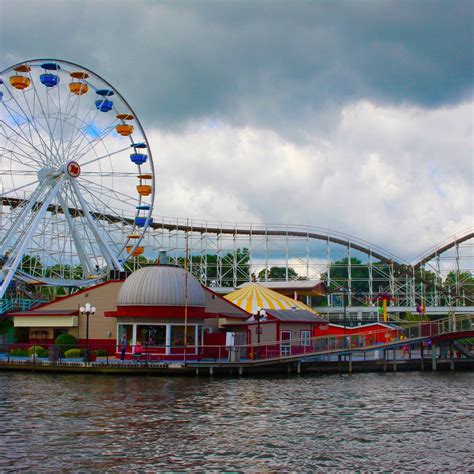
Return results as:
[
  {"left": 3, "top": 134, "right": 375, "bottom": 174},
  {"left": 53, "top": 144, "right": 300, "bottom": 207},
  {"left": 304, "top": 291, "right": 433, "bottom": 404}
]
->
[
  {"left": 1, "top": 178, "right": 39, "bottom": 197},
  {"left": 71, "top": 121, "right": 118, "bottom": 164},
  {"left": 0, "top": 144, "right": 44, "bottom": 168},
  {"left": 75, "top": 179, "right": 135, "bottom": 225},
  {"left": 77, "top": 175, "right": 142, "bottom": 206},
  {"left": 80, "top": 146, "right": 131, "bottom": 167},
  {"left": 4, "top": 87, "right": 55, "bottom": 161},
  {"left": 26, "top": 71, "right": 63, "bottom": 162},
  {"left": 63, "top": 102, "right": 105, "bottom": 163},
  {"left": 80, "top": 171, "right": 138, "bottom": 177},
  {"left": 0, "top": 110, "right": 48, "bottom": 165},
  {"left": 70, "top": 179, "right": 124, "bottom": 271}
]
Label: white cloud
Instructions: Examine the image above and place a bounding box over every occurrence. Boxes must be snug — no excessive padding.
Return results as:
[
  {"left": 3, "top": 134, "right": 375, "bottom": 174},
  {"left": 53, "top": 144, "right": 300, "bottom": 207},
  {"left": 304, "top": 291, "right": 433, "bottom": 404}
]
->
[{"left": 148, "top": 99, "right": 473, "bottom": 260}]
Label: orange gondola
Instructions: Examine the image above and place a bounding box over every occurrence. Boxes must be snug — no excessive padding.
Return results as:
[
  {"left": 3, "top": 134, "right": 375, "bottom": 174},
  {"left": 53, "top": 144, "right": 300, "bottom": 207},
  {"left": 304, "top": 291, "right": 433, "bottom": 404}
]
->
[
  {"left": 116, "top": 113, "right": 134, "bottom": 120},
  {"left": 126, "top": 245, "right": 144, "bottom": 256},
  {"left": 13, "top": 64, "right": 31, "bottom": 73},
  {"left": 137, "top": 174, "right": 153, "bottom": 180},
  {"left": 9, "top": 76, "right": 30, "bottom": 90},
  {"left": 116, "top": 124, "right": 134, "bottom": 136},
  {"left": 136, "top": 184, "right": 152, "bottom": 196},
  {"left": 69, "top": 83, "right": 89, "bottom": 95},
  {"left": 127, "top": 234, "right": 141, "bottom": 239},
  {"left": 69, "top": 71, "right": 89, "bottom": 95}
]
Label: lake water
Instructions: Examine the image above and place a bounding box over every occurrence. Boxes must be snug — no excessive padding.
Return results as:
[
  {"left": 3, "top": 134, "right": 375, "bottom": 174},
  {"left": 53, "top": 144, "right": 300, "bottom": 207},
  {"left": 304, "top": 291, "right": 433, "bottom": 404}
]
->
[{"left": 0, "top": 371, "right": 472, "bottom": 471}]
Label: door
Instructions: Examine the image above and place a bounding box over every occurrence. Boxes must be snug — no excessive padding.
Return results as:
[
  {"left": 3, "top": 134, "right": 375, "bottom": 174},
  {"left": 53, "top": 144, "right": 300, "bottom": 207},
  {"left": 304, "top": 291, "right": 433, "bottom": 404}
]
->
[{"left": 280, "top": 331, "right": 291, "bottom": 356}]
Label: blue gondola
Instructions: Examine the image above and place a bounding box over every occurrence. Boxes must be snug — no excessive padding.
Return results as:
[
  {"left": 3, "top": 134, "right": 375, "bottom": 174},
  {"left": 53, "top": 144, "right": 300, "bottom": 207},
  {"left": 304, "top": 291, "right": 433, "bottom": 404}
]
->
[
  {"left": 40, "top": 73, "right": 60, "bottom": 87},
  {"left": 95, "top": 99, "right": 113, "bottom": 112},
  {"left": 0, "top": 91, "right": 2, "bottom": 101},
  {"left": 41, "top": 62, "right": 61, "bottom": 70},
  {"left": 130, "top": 142, "right": 147, "bottom": 149},
  {"left": 135, "top": 217, "right": 154, "bottom": 227},
  {"left": 130, "top": 153, "right": 147, "bottom": 165},
  {"left": 96, "top": 88, "right": 114, "bottom": 96},
  {"left": 136, "top": 205, "right": 151, "bottom": 210}
]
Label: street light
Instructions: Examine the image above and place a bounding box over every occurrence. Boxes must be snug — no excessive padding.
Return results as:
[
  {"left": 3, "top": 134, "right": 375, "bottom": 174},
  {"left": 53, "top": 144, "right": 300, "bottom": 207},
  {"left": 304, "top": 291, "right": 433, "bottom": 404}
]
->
[
  {"left": 255, "top": 308, "right": 265, "bottom": 359},
  {"left": 80, "top": 302, "right": 96, "bottom": 362}
]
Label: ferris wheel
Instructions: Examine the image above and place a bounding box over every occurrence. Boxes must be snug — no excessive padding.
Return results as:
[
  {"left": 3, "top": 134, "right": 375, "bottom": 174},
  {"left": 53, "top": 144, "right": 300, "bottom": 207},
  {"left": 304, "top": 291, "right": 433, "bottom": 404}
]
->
[{"left": 0, "top": 59, "right": 155, "bottom": 298}]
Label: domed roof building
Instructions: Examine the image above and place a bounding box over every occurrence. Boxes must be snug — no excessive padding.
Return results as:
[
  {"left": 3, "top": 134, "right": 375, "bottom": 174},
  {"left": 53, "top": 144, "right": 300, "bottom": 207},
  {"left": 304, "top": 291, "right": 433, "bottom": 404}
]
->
[
  {"left": 117, "top": 265, "right": 206, "bottom": 308},
  {"left": 105, "top": 265, "right": 248, "bottom": 360}
]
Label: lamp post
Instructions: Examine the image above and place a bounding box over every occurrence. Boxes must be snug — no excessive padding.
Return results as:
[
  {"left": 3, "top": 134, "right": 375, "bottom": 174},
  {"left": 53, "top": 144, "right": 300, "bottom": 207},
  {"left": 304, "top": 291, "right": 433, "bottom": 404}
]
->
[
  {"left": 80, "top": 302, "right": 96, "bottom": 362},
  {"left": 255, "top": 308, "right": 265, "bottom": 359}
]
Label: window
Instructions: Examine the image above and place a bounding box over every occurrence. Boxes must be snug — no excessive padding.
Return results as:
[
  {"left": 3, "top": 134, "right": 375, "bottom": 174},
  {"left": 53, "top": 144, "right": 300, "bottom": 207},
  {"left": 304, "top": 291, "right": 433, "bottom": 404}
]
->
[
  {"left": 171, "top": 325, "right": 195, "bottom": 347},
  {"left": 301, "top": 330, "right": 311, "bottom": 347},
  {"left": 137, "top": 325, "right": 166, "bottom": 347},
  {"left": 118, "top": 324, "right": 133, "bottom": 344}
]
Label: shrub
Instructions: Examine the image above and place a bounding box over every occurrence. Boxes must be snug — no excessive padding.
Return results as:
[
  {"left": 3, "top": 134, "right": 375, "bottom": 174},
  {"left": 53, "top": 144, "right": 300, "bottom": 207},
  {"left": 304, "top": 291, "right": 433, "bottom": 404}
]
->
[
  {"left": 55, "top": 333, "right": 77, "bottom": 354},
  {"left": 95, "top": 349, "right": 108, "bottom": 357},
  {"left": 9, "top": 348, "right": 28, "bottom": 357},
  {"left": 28, "top": 345, "right": 45, "bottom": 356},
  {"left": 37, "top": 349, "right": 49, "bottom": 358},
  {"left": 64, "top": 348, "right": 83, "bottom": 358}
]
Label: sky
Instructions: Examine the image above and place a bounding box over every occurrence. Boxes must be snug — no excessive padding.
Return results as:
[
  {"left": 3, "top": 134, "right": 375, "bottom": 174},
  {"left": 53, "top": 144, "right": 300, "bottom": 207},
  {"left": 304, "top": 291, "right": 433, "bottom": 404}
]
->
[{"left": 0, "top": 0, "right": 473, "bottom": 260}]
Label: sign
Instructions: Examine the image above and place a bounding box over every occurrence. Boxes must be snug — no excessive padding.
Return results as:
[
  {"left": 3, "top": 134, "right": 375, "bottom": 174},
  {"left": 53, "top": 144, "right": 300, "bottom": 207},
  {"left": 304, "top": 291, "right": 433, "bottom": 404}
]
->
[{"left": 66, "top": 161, "right": 81, "bottom": 178}]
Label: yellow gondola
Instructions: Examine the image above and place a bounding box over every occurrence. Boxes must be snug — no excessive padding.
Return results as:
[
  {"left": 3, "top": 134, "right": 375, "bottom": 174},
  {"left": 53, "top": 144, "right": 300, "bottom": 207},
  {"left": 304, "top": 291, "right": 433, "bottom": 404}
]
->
[
  {"left": 137, "top": 174, "right": 152, "bottom": 180},
  {"left": 9, "top": 76, "right": 30, "bottom": 90},
  {"left": 136, "top": 184, "right": 152, "bottom": 196},
  {"left": 127, "top": 234, "right": 141, "bottom": 239}
]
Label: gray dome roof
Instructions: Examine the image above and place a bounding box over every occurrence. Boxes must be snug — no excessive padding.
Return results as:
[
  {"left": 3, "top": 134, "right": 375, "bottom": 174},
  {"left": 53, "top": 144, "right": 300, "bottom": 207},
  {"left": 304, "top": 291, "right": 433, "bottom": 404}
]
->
[{"left": 117, "top": 266, "right": 205, "bottom": 307}]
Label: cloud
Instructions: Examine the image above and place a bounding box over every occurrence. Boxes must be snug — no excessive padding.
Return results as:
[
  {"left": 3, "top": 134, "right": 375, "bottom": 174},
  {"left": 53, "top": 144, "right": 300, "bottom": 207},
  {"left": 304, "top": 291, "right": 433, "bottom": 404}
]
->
[
  {"left": 149, "top": 99, "right": 473, "bottom": 259},
  {"left": 1, "top": 0, "right": 472, "bottom": 139},
  {"left": 0, "top": 1, "right": 472, "bottom": 261}
]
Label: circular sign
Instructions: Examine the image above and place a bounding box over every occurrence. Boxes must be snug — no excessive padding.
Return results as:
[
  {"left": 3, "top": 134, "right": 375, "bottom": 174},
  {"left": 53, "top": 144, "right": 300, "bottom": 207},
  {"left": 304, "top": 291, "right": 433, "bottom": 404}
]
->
[{"left": 66, "top": 161, "right": 81, "bottom": 178}]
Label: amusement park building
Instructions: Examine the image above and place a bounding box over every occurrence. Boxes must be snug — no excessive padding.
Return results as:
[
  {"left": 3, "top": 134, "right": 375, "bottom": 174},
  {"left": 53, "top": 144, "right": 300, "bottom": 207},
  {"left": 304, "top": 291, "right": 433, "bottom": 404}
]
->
[
  {"left": 10, "top": 265, "right": 401, "bottom": 358},
  {"left": 11, "top": 265, "right": 249, "bottom": 356}
]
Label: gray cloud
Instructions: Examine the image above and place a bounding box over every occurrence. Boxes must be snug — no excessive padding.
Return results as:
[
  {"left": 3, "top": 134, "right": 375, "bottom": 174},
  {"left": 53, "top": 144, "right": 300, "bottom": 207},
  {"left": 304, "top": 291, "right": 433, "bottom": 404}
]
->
[{"left": 1, "top": 0, "right": 472, "bottom": 138}]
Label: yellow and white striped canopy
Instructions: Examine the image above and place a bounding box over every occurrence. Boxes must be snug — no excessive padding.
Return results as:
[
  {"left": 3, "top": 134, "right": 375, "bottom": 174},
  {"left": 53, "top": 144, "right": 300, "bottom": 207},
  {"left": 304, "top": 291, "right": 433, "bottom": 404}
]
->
[{"left": 224, "top": 282, "right": 316, "bottom": 314}]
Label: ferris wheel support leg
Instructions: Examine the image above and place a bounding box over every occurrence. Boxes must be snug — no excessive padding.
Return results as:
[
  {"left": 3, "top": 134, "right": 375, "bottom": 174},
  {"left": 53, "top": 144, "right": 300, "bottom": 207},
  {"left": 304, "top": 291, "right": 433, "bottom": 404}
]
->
[
  {"left": 0, "top": 178, "right": 65, "bottom": 300},
  {"left": 0, "top": 180, "right": 51, "bottom": 256},
  {"left": 70, "top": 180, "right": 124, "bottom": 272},
  {"left": 57, "top": 194, "right": 95, "bottom": 277}
]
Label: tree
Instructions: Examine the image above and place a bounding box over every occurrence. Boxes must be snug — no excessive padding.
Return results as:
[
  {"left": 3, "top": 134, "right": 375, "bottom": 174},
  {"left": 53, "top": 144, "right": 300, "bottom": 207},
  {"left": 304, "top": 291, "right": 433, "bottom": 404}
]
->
[{"left": 258, "top": 266, "right": 298, "bottom": 281}]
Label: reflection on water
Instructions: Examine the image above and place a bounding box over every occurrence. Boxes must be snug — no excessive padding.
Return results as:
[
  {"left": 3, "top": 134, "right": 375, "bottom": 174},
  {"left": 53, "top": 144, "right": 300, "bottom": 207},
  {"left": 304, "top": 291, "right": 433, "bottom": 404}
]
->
[{"left": 0, "top": 371, "right": 473, "bottom": 471}]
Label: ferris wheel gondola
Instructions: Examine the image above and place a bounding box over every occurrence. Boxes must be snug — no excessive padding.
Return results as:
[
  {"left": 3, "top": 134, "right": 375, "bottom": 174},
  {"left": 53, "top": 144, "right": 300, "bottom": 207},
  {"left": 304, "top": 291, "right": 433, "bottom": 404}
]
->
[{"left": 0, "top": 59, "right": 155, "bottom": 298}]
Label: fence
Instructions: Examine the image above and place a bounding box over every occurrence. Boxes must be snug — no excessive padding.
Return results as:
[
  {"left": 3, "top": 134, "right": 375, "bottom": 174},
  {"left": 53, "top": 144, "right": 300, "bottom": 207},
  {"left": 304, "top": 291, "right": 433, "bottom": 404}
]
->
[{"left": 0, "top": 314, "right": 472, "bottom": 366}]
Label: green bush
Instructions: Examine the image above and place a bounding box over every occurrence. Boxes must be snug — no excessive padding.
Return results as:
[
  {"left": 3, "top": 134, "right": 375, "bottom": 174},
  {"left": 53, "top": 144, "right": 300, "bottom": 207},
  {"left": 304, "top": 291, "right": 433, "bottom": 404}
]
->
[
  {"left": 95, "top": 349, "right": 108, "bottom": 357},
  {"left": 9, "top": 348, "right": 28, "bottom": 357},
  {"left": 55, "top": 333, "right": 77, "bottom": 354},
  {"left": 28, "top": 345, "right": 45, "bottom": 356},
  {"left": 37, "top": 348, "right": 49, "bottom": 358},
  {"left": 64, "top": 348, "right": 83, "bottom": 358}
]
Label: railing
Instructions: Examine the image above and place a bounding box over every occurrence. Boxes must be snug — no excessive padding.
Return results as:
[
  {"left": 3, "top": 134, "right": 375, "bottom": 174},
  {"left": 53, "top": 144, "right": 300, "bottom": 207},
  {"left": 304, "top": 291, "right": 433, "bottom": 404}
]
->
[{"left": 0, "top": 315, "right": 472, "bottom": 367}]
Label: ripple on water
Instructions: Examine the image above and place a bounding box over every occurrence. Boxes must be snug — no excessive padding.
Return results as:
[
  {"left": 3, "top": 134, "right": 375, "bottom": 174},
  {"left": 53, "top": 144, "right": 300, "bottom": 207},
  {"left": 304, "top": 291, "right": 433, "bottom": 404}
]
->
[{"left": 0, "top": 372, "right": 473, "bottom": 471}]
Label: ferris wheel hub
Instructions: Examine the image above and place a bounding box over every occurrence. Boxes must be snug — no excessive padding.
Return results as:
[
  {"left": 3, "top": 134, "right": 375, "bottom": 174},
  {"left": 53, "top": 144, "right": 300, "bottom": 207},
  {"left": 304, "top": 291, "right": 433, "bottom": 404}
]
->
[{"left": 66, "top": 161, "right": 81, "bottom": 178}]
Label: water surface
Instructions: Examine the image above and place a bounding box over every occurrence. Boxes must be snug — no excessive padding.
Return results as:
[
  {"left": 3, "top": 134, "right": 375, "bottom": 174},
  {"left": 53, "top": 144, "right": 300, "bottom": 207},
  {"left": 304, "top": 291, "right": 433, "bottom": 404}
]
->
[{"left": 0, "top": 371, "right": 472, "bottom": 471}]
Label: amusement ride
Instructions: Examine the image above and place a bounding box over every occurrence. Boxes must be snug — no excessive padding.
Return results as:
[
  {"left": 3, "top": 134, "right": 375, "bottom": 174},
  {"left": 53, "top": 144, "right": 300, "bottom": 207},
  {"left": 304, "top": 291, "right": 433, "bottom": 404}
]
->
[{"left": 0, "top": 59, "right": 155, "bottom": 299}]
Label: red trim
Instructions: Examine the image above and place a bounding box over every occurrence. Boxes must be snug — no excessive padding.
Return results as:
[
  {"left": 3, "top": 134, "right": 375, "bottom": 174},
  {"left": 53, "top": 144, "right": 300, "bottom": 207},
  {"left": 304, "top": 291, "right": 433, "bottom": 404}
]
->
[{"left": 105, "top": 305, "right": 207, "bottom": 319}]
